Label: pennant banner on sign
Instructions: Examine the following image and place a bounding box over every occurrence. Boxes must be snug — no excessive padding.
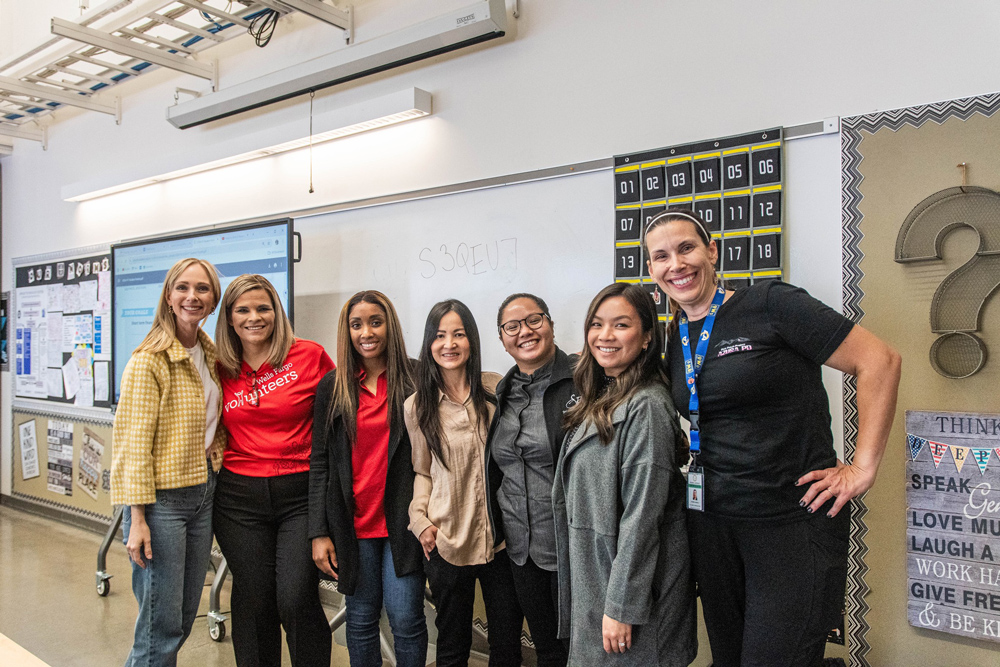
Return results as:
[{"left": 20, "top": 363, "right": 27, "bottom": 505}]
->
[
  {"left": 972, "top": 448, "right": 992, "bottom": 475},
  {"left": 907, "top": 434, "right": 927, "bottom": 461},
  {"left": 928, "top": 441, "right": 949, "bottom": 468},
  {"left": 950, "top": 445, "right": 970, "bottom": 473}
]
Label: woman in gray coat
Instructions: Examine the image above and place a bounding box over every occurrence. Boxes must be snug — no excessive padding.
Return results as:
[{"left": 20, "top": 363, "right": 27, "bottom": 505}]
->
[{"left": 553, "top": 283, "right": 696, "bottom": 666}]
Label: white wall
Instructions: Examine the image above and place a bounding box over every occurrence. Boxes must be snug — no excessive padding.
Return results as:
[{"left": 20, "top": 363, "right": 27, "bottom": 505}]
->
[{"left": 3, "top": 0, "right": 1000, "bottom": 491}]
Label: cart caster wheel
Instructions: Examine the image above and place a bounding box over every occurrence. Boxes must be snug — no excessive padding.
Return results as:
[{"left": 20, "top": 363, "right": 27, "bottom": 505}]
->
[
  {"left": 209, "top": 620, "right": 226, "bottom": 642},
  {"left": 97, "top": 579, "right": 110, "bottom": 597}
]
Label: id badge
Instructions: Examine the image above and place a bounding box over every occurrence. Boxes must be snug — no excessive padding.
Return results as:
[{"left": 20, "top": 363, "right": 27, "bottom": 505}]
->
[{"left": 687, "top": 466, "right": 705, "bottom": 512}]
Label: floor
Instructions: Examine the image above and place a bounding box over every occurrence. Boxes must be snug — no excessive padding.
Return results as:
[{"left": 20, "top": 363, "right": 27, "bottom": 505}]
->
[{"left": 0, "top": 504, "right": 481, "bottom": 667}]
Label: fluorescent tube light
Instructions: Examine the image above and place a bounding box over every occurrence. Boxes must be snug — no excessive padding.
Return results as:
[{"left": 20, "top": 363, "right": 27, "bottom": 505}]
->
[{"left": 63, "top": 87, "right": 431, "bottom": 202}]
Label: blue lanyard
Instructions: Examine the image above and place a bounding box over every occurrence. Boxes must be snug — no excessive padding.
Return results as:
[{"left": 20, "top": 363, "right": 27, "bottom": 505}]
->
[{"left": 678, "top": 285, "right": 726, "bottom": 456}]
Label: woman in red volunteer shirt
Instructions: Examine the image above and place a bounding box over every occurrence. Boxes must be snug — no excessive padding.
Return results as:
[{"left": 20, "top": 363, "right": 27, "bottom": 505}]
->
[{"left": 213, "top": 274, "right": 335, "bottom": 667}]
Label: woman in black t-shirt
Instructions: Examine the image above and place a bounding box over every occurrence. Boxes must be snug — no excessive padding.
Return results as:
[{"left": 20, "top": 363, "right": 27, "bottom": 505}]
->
[{"left": 643, "top": 210, "right": 901, "bottom": 667}]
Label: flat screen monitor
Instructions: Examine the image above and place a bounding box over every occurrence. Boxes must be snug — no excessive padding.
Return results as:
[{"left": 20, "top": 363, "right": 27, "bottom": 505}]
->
[{"left": 111, "top": 219, "right": 293, "bottom": 404}]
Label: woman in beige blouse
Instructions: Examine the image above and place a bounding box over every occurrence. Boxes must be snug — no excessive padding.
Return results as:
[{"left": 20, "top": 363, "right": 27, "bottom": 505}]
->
[{"left": 406, "top": 299, "right": 524, "bottom": 667}]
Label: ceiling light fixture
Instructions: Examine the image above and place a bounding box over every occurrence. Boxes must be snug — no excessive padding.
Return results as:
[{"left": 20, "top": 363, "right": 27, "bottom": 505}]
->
[{"left": 63, "top": 87, "right": 432, "bottom": 202}]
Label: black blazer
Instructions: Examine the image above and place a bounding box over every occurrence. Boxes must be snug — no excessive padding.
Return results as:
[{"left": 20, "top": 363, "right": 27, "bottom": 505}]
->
[
  {"left": 308, "top": 371, "right": 424, "bottom": 595},
  {"left": 483, "top": 347, "right": 579, "bottom": 549}
]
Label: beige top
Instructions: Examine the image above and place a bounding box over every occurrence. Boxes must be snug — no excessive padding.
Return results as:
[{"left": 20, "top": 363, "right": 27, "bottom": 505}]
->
[{"left": 406, "top": 372, "right": 502, "bottom": 566}]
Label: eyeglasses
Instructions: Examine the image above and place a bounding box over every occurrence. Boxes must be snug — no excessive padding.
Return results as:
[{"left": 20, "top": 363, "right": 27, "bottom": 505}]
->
[
  {"left": 244, "top": 369, "right": 260, "bottom": 407},
  {"left": 499, "top": 312, "right": 548, "bottom": 336}
]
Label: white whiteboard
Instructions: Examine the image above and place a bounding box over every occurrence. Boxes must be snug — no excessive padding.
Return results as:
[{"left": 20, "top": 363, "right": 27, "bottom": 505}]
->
[
  {"left": 292, "top": 169, "right": 612, "bottom": 373},
  {"left": 290, "top": 133, "right": 843, "bottom": 380}
]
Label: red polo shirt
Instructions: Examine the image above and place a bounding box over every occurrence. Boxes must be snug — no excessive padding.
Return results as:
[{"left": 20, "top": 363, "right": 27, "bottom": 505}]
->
[
  {"left": 353, "top": 370, "right": 390, "bottom": 538},
  {"left": 220, "top": 338, "right": 334, "bottom": 477}
]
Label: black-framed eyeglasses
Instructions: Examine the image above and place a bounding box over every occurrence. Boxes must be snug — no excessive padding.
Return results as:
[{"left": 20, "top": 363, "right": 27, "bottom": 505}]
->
[
  {"left": 244, "top": 369, "right": 260, "bottom": 407},
  {"left": 499, "top": 312, "right": 548, "bottom": 336}
]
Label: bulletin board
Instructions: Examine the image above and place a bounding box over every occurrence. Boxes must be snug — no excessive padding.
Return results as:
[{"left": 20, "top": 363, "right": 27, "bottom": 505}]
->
[
  {"left": 10, "top": 408, "right": 115, "bottom": 522},
  {"left": 841, "top": 92, "right": 1000, "bottom": 665},
  {"left": 12, "top": 245, "right": 113, "bottom": 410}
]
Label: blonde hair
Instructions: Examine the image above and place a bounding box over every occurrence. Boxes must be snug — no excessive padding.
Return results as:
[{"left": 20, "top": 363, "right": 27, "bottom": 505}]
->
[
  {"left": 327, "top": 291, "right": 413, "bottom": 443},
  {"left": 135, "top": 258, "right": 220, "bottom": 355},
  {"left": 215, "top": 274, "right": 295, "bottom": 378}
]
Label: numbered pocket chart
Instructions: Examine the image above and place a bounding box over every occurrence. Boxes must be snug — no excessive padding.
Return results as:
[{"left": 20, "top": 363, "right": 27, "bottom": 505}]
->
[
  {"left": 13, "top": 248, "right": 114, "bottom": 409},
  {"left": 613, "top": 128, "right": 784, "bottom": 315}
]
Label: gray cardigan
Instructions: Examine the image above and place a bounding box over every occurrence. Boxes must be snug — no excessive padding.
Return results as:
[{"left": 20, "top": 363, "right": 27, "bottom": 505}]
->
[{"left": 552, "top": 383, "right": 696, "bottom": 666}]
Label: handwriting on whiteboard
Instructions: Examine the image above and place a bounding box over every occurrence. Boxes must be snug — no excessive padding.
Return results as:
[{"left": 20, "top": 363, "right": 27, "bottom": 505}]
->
[{"left": 418, "top": 238, "right": 517, "bottom": 279}]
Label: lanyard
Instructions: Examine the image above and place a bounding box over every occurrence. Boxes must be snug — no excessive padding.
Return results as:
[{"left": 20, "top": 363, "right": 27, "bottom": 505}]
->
[{"left": 678, "top": 285, "right": 726, "bottom": 458}]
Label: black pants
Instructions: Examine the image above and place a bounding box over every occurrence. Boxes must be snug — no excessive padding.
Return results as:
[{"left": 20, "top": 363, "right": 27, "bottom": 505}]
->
[
  {"left": 509, "top": 556, "right": 567, "bottom": 667},
  {"left": 424, "top": 547, "right": 523, "bottom": 667},
  {"left": 213, "top": 468, "right": 332, "bottom": 667},
  {"left": 688, "top": 509, "right": 849, "bottom": 667}
]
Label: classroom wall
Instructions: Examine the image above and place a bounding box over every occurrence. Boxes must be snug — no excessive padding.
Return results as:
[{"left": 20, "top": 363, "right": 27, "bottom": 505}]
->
[{"left": 3, "top": 0, "right": 1000, "bottom": 661}]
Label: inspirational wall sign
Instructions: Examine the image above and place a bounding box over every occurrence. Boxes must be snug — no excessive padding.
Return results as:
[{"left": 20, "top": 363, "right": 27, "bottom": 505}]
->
[{"left": 906, "top": 410, "right": 1000, "bottom": 642}]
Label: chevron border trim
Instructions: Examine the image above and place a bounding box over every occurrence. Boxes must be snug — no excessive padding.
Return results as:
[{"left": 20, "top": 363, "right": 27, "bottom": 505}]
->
[{"left": 839, "top": 91, "right": 1000, "bottom": 667}]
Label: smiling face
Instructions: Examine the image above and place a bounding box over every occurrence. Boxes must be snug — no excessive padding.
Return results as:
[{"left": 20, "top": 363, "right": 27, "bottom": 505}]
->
[
  {"left": 168, "top": 263, "right": 215, "bottom": 334},
  {"left": 645, "top": 218, "right": 719, "bottom": 316},
  {"left": 587, "top": 295, "right": 651, "bottom": 378},
  {"left": 229, "top": 288, "right": 275, "bottom": 352},
  {"left": 431, "top": 310, "right": 471, "bottom": 373},
  {"left": 349, "top": 301, "right": 387, "bottom": 362},
  {"left": 499, "top": 297, "right": 556, "bottom": 374}
]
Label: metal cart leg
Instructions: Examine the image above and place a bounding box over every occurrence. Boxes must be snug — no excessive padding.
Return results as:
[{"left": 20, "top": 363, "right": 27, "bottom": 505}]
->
[
  {"left": 208, "top": 556, "right": 229, "bottom": 641},
  {"left": 95, "top": 505, "right": 124, "bottom": 596}
]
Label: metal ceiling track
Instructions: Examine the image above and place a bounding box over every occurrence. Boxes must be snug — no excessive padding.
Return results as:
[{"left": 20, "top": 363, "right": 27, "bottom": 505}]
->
[{"left": 0, "top": 0, "right": 353, "bottom": 149}]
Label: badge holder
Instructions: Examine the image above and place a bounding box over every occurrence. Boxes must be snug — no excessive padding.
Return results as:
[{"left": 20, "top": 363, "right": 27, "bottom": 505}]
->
[{"left": 686, "top": 411, "right": 704, "bottom": 511}]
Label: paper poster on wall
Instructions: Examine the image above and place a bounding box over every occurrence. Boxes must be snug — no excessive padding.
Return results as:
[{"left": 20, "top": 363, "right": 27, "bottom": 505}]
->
[
  {"left": 76, "top": 428, "right": 104, "bottom": 500},
  {"left": 906, "top": 410, "right": 1000, "bottom": 644},
  {"left": 93, "top": 310, "right": 109, "bottom": 359},
  {"left": 15, "top": 284, "right": 47, "bottom": 398},
  {"left": 0, "top": 292, "right": 8, "bottom": 372},
  {"left": 18, "top": 421, "right": 39, "bottom": 480},
  {"left": 94, "top": 362, "right": 109, "bottom": 402},
  {"left": 46, "top": 419, "right": 73, "bottom": 496}
]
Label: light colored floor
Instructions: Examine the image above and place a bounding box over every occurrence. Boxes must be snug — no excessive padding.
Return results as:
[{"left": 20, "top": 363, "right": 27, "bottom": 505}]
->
[{"left": 0, "top": 504, "right": 478, "bottom": 667}]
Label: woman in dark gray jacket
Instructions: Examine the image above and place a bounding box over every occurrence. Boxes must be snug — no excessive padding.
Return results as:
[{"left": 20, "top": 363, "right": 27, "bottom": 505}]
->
[
  {"left": 485, "top": 293, "right": 578, "bottom": 667},
  {"left": 553, "top": 283, "right": 696, "bottom": 666}
]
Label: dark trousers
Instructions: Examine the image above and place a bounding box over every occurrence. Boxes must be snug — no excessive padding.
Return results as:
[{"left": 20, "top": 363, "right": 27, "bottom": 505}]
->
[
  {"left": 213, "top": 468, "right": 332, "bottom": 667},
  {"left": 425, "top": 548, "right": 523, "bottom": 667},
  {"left": 688, "top": 509, "right": 849, "bottom": 667},
  {"left": 509, "top": 557, "right": 567, "bottom": 667}
]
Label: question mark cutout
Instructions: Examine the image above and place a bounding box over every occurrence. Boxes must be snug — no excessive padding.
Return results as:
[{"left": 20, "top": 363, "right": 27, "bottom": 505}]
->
[{"left": 895, "top": 186, "right": 1000, "bottom": 378}]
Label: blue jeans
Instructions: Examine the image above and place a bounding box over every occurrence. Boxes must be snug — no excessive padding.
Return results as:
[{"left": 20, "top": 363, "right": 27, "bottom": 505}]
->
[
  {"left": 122, "top": 466, "right": 216, "bottom": 667},
  {"left": 345, "top": 537, "right": 427, "bottom": 667}
]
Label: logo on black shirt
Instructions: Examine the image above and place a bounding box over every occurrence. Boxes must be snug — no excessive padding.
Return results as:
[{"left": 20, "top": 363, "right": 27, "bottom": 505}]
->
[{"left": 716, "top": 337, "right": 753, "bottom": 357}]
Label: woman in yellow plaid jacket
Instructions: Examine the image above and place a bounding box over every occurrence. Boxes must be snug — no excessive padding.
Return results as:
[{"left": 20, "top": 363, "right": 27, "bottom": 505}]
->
[{"left": 110, "top": 257, "right": 227, "bottom": 667}]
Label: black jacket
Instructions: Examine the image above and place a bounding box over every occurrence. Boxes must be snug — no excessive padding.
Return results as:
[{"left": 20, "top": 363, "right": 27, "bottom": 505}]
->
[
  {"left": 308, "top": 371, "right": 423, "bottom": 595},
  {"left": 483, "top": 347, "right": 579, "bottom": 549}
]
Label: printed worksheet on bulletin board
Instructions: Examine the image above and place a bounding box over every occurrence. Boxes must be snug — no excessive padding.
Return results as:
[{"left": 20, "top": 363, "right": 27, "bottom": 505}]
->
[{"left": 13, "top": 247, "right": 113, "bottom": 410}]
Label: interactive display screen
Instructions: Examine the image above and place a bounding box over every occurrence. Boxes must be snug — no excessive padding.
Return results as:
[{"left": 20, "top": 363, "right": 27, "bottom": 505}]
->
[{"left": 112, "top": 219, "right": 293, "bottom": 403}]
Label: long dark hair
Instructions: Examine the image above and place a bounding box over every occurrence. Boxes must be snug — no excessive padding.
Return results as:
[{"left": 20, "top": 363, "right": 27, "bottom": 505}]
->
[
  {"left": 414, "top": 300, "right": 492, "bottom": 470},
  {"left": 328, "top": 290, "right": 413, "bottom": 443},
  {"left": 564, "top": 283, "right": 667, "bottom": 444}
]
